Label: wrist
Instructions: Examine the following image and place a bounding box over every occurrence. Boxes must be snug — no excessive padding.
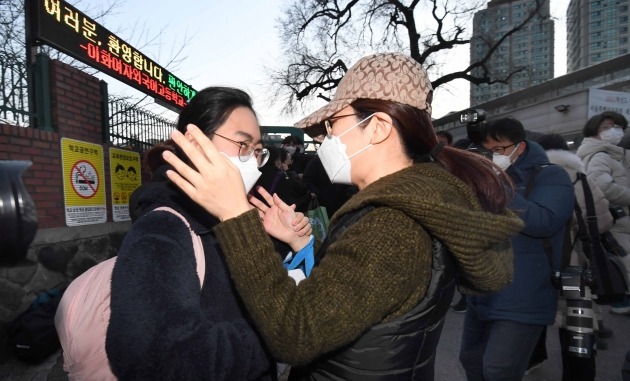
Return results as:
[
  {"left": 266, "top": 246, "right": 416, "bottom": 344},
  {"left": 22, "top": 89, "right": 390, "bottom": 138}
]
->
[
  {"left": 289, "top": 234, "right": 312, "bottom": 252},
  {"left": 219, "top": 203, "right": 253, "bottom": 222}
]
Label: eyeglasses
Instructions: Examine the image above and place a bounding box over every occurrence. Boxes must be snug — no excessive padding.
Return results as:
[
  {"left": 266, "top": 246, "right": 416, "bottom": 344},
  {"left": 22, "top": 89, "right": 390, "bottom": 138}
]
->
[
  {"left": 490, "top": 143, "right": 517, "bottom": 155},
  {"left": 324, "top": 113, "right": 361, "bottom": 136},
  {"left": 211, "top": 132, "right": 269, "bottom": 167}
]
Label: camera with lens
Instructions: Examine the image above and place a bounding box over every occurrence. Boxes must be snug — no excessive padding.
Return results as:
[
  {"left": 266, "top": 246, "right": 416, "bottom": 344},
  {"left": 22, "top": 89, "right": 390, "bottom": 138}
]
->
[
  {"left": 459, "top": 109, "right": 492, "bottom": 159},
  {"left": 551, "top": 265, "right": 594, "bottom": 299},
  {"left": 460, "top": 109, "right": 487, "bottom": 144},
  {"left": 0, "top": 160, "right": 38, "bottom": 266},
  {"left": 552, "top": 266, "right": 596, "bottom": 358},
  {"left": 563, "top": 298, "right": 596, "bottom": 358}
]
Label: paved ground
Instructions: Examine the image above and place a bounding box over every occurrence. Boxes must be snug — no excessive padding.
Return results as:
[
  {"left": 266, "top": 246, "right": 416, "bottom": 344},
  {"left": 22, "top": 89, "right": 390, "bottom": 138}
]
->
[
  {"left": 435, "top": 296, "right": 630, "bottom": 381},
  {"left": 1, "top": 294, "right": 628, "bottom": 380}
]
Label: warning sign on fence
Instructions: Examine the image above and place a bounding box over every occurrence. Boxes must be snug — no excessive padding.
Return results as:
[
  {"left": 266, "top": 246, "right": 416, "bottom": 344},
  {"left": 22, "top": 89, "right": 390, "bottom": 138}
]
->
[
  {"left": 109, "top": 147, "right": 141, "bottom": 222},
  {"left": 61, "top": 138, "right": 107, "bottom": 226}
]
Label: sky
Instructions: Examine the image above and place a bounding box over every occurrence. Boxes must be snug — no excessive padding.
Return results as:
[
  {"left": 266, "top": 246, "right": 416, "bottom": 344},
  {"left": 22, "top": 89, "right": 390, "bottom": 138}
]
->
[{"left": 72, "top": 0, "right": 570, "bottom": 126}]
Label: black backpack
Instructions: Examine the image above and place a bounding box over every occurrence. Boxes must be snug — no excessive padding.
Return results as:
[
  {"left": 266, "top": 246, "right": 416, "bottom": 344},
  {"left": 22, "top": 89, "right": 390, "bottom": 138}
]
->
[{"left": 5, "top": 287, "right": 65, "bottom": 363}]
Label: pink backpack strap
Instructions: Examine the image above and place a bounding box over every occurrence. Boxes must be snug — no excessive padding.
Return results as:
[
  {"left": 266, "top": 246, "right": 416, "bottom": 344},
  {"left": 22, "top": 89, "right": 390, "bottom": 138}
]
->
[{"left": 152, "top": 206, "right": 206, "bottom": 287}]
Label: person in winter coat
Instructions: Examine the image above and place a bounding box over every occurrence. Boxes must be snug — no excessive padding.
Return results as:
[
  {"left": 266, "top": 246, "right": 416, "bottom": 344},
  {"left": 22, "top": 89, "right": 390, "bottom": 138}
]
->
[
  {"left": 532, "top": 133, "right": 615, "bottom": 380},
  {"left": 575, "top": 111, "right": 630, "bottom": 316},
  {"left": 300, "top": 154, "right": 357, "bottom": 218},
  {"left": 253, "top": 146, "right": 312, "bottom": 213},
  {"left": 460, "top": 118, "right": 575, "bottom": 381},
  {"left": 105, "top": 87, "right": 311, "bottom": 380},
  {"left": 162, "top": 52, "right": 523, "bottom": 381},
  {"left": 281, "top": 135, "right": 312, "bottom": 177}
]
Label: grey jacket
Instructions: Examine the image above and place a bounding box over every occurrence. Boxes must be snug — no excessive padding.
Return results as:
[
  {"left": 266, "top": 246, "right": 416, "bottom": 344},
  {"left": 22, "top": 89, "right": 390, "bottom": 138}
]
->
[{"left": 576, "top": 137, "right": 630, "bottom": 255}]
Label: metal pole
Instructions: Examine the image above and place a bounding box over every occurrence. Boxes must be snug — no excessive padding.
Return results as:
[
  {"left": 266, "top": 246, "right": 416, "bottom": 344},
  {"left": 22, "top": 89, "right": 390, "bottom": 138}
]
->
[{"left": 24, "top": 0, "right": 37, "bottom": 128}]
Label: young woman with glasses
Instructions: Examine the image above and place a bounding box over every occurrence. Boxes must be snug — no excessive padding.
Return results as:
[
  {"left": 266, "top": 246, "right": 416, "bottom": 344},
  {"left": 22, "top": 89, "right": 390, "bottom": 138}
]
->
[
  {"left": 162, "top": 54, "right": 523, "bottom": 380},
  {"left": 104, "top": 86, "right": 311, "bottom": 380}
]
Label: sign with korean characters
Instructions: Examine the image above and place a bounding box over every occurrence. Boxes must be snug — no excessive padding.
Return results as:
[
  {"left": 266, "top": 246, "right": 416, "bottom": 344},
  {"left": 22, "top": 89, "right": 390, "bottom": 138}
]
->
[
  {"left": 28, "top": 0, "right": 196, "bottom": 111},
  {"left": 109, "top": 148, "right": 141, "bottom": 222},
  {"left": 61, "top": 138, "right": 107, "bottom": 226},
  {"left": 588, "top": 88, "right": 630, "bottom": 121}
]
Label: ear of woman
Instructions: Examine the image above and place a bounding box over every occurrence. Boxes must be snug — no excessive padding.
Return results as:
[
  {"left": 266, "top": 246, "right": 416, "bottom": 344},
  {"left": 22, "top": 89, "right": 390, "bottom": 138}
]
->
[{"left": 369, "top": 113, "right": 394, "bottom": 145}]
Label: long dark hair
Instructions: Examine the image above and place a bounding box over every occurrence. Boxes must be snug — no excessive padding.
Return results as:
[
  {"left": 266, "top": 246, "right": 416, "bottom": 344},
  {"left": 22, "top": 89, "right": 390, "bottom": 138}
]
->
[
  {"left": 350, "top": 99, "right": 512, "bottom": 214},
  {"left": 144, "top": 87, "right": 256, "bottom": 173}
]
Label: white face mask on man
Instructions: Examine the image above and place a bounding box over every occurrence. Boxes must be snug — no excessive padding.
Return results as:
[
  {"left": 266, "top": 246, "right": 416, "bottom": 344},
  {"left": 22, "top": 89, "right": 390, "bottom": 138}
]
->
[
  {"left": 492, "top": 143, "right": 521, "bottom": 171},
  {"left": 318, "top": 114, "right": 375, "bottom": 184},
  {"left": 599, "top": 127, "right": 624, "bottom": 145},
  {"left": 221, "top": 153, "right": 262, "bottom": 193}
]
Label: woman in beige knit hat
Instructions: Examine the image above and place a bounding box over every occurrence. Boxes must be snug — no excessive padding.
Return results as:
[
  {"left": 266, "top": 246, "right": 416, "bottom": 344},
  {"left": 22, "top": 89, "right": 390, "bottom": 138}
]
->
[{"left": 163, "top": 52, "right": 523, "bottom": 380}]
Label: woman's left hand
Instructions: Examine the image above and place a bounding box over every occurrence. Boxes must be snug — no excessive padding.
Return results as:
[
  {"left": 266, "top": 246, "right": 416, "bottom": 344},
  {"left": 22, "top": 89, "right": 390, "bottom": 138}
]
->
[
  {"left": 249, "top": 187, "right": 312, "bottom": 251},
  {"left": 162, "top": 124, "right": 252, "bottom": 221}
]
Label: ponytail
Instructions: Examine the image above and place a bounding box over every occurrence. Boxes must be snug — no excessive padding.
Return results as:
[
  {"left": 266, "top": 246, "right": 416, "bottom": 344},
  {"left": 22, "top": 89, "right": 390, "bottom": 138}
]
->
[{"left": 351, "top": 99, "right": 513, "bottom": 214}]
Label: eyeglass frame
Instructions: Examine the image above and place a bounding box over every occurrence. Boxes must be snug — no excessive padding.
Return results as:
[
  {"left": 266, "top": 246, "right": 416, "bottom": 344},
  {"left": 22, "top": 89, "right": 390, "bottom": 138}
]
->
[
  {"left": 210, "top": 132, "right": 269, "bottom": 167},
  {"left": 324, "top": 113, "right": 362, "bottom": 137},
  {"left": 489, "top": 142, "right": 520, "bottom": 155}
]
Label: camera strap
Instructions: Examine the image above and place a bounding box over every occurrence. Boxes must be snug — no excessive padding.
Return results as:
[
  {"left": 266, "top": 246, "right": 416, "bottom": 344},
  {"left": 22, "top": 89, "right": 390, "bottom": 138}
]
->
[
  {"left": 573, "top": 200, "right": 593, "bottom": 260},
  {"left": 576, "top": 172, "right": 620, "bottom": 295}
]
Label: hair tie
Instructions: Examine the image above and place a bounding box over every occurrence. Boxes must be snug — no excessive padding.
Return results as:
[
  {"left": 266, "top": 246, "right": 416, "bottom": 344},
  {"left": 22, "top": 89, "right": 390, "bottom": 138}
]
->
[{"left": 429, "top": 142, "right": 446, "bottom": 161}]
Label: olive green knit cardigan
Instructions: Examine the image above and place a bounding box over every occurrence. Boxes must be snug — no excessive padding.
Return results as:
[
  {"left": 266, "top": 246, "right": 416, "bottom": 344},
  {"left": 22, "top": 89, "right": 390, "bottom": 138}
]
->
[{"left": 214, "top": 163, "right": 523, "bottom": 365}]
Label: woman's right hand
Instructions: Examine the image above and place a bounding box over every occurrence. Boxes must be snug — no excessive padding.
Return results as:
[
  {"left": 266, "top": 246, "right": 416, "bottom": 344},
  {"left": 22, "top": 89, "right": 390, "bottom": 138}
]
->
[
  {"left": 162, "top": 125, "right": 252, "bottom": 221},
  {"left": 249, "top": 187, "right": 312, "bottom": 251}
]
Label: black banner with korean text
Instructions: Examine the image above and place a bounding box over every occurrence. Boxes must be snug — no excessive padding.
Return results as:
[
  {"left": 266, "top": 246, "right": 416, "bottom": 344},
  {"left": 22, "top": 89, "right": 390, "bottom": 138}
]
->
[{"left": 29, "top": 0, "right": 196, "bottom": 110}]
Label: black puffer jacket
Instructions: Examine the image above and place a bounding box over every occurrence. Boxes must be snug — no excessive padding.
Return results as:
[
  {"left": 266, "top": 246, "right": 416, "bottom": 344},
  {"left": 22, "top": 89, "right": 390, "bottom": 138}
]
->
[
  {"left": 289, "top": 208, "right": 457, "bottom": 380},
  {"left": 106, "top": 165, "right": 275, "bottom": 380}
]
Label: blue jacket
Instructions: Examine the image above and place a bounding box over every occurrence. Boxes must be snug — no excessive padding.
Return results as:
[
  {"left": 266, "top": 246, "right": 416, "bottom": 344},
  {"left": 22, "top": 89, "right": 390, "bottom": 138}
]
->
[{"left": 469, "top": 141, "right": 575, "bottom": 325}]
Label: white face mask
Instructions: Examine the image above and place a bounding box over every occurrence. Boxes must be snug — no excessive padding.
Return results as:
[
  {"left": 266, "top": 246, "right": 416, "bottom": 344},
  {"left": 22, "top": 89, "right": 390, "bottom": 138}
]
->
[
  {"left": 284, "top": 146, "right": 297, "bottom": 155},
  {"left": 492, "top": 143, "right": 520, "bottom": 171},
  {"left": 222, "top": 153, "right": 262, "bottom": 193},
  {"left": 318, "top": 114, "right": 375, "bottom": 184},
  {"left": 600, "top": 127, "right": 624, "bottom": 145}
]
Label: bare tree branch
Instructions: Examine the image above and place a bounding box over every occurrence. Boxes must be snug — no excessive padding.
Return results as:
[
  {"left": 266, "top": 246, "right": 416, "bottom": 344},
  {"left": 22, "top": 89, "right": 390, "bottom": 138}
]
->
[{"left": 268, "top": 0, "right": 549, "bottom": 117}]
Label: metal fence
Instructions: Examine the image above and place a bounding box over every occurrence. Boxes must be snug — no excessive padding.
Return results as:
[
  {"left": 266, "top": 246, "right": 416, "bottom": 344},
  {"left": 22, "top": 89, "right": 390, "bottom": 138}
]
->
[
  {"left": 0, "top": 54, "right": 31, "bottom": 126},
  {"left": 108, "top": 98, "right": 176, "bottom": 153},
  {"left": 1, "top": 54, "right": 176, "bottom": 151}
]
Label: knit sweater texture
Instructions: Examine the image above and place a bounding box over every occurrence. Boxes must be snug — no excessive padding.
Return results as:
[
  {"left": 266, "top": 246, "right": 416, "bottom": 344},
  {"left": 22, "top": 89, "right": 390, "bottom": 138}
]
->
[{"left": 214, "top": 163, "right": 523, "bottom": 365}]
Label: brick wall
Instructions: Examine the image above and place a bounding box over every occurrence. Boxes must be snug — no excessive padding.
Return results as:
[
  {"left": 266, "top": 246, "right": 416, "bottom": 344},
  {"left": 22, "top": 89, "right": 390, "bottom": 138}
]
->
[
  {"left": 49, "top": 60, "right": 103, "bottom": 142},
  {"left": 0, "top": 59, "right": 109, "bottom": 228},
  {"left": 0, "top": 124, "right": 62, "bottom": 228}
]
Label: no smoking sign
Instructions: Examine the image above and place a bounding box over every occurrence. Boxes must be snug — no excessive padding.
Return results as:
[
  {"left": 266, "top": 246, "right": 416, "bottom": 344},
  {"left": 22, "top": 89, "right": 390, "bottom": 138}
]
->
[{"left": 71, "top": 160, "right": 99, "bottom": 198}]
